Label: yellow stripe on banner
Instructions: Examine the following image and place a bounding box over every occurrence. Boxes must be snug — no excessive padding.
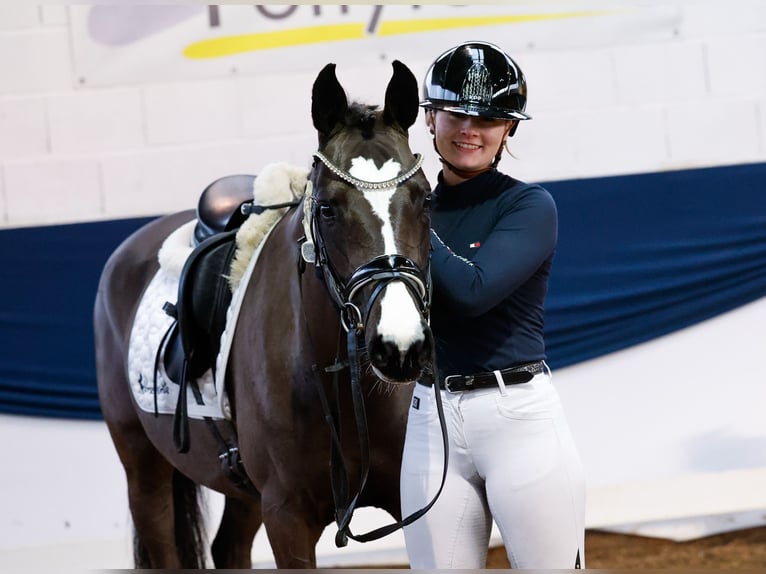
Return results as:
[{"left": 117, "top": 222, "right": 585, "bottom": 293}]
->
[
  {"left": 184, "top": 23, "right": 367, "bottom": 59},
  {"left": 184, "top": 11, "right": 612, "bottom": 60},
  {"left": 378, "top": 11, "right": 608, "bottom": 36}
]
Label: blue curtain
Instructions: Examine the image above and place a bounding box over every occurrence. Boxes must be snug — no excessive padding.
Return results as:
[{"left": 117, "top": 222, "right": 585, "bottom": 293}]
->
[
  {"left": 1, "top": 162, "right": 765, "bottom": 419},
  {"left": 545, "top": 162, "right": 766, "bottom": 367},
  {"left": 0, "top": 217, "right": 153, "bottom": 419}
]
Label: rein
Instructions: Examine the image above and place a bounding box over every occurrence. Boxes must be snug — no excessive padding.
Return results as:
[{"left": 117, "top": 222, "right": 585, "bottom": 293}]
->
[{"left": 299, "top": 151, "right": 449, "bottom": 547}]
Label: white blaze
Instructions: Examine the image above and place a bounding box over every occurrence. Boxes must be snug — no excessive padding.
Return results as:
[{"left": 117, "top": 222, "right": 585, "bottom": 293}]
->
[
  {"left": 349, "top": 157, "right": 400, "bottom": 253},
  {"left": 348, "top": 156, "right": 425, "bottom": 354}
]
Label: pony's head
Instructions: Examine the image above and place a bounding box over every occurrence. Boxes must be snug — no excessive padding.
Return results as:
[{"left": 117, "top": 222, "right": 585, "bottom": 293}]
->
[{"left": 306, "top": 61, "right": 433, "bottom": 384}]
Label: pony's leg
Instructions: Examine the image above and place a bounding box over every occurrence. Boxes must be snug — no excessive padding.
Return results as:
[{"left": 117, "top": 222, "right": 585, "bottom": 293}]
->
[
  {"left": 120, "top": 434, "right": 185, "bottom": 568},
  {"left": 99, "top": 389, "right": 185, "bottom": 563},
  {"left": 211, "top": 495, "right": 263, "bottom": 568},
  {"left": 100, "top": 375, "right": 203, "bottom": 566},
  {"left": 119, "top": 442, "right": 207, "bottom": 568},
  {"left": 261, "top": 500, "right": 324, "bottom": 568}
]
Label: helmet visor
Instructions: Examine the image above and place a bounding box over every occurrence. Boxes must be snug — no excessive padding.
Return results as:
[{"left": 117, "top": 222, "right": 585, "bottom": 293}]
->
[{"left": 420, "top": 99, "right": 531, "bottom": 121}]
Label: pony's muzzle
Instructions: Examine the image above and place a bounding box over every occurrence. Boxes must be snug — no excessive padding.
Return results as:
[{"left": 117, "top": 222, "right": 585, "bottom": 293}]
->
[{"left": 368, "top": 322, "right": 433, "bottom": 383}]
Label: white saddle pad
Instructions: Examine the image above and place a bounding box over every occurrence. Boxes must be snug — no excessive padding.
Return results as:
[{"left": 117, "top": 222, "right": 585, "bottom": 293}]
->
[{"left": 127, "top": 218, "right": 276, "bottom": 420}]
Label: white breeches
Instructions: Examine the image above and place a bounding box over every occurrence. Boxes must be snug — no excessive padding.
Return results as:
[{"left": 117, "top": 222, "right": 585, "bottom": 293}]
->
[{"left": 400, "top": 370, "right": 586, "bottom": 569}]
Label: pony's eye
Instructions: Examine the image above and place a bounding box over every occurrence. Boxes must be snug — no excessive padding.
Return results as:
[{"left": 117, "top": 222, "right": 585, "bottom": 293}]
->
[
  {"left": 423, "top": 194, "right": 433, "bottom": 210},
  {"left": 318, "top": 203, "right": 336, "bottom": 219}
]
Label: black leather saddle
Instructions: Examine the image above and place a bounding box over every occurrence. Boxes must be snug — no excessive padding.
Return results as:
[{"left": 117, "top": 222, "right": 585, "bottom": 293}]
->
[
  {"left": 193, "top": 174, "right": 256, "bottom": 245},
  {"left": 161, "top": 174, "right": 256, "bottom": 387}
]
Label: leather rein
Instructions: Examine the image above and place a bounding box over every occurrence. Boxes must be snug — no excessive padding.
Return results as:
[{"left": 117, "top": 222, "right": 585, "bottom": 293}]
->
[{"left": 299, "top": 151, "right": 450, "bottom": 547}]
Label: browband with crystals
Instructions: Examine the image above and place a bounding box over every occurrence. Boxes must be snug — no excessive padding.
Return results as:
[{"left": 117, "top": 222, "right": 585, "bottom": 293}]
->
[{"left": 313, "top": 151, "right": 423, "bottom": 191}]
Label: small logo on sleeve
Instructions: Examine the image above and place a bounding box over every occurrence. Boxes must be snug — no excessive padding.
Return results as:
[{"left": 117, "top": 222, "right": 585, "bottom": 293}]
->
[
  {"left": 469, "top": 241, "right": 481, "bottom": 248},
  {"left": 412, "top": 396, "right": 420, "bottom": 410}
]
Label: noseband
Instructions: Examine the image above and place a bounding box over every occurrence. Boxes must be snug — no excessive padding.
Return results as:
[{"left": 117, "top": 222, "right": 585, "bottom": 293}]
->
[{"left": 303, "top": 151, "right": 431, "bottom": 332}]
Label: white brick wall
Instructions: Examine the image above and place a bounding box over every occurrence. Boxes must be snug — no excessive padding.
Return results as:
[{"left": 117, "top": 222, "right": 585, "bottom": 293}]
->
[
  {"left": 3, "top": 157, "right": 102, "bottom": 225},
  {"left": 574, "top": 106, "right": 669, "bottom": 177},
  {"left": 665, "top": 98, "right": 762, "bottom": 167},
  {"left": 759, "top": 96, "right": 766, "bottom": 151},
  {"left": 0, "top": 164, "right": 6, "bottom": 226},
  {"left": 143, "top": 80, "right": 240, "bottom": 146},
  {"left": 706, "top": 33, "right": 766, "bottom": 99},
  {"left": 0, "top": 28, "right": 72, "bottom": 95},
  {"left": 0, "top": 2, "right": 765, "bottom": 229},
  {"left": 48, "top": 89, "right": 144, "bottom": 154},
  {"left": 0, "top": 96, "right": 48, "bottom": 159},
  {"left": 239, "top": 70, "right": 317, "bottom": 139},
  {"left": 39, "top": 6, "right": 68, "bottom": 27},
  {"left": 522, "top": 49, "right": 618, "bottom": 113},
  {"left": 612, "top": 41, "right": 708, "bottom": 105},
  {"left": 0, "top": 5, "right": 40, "bottom": 30}
]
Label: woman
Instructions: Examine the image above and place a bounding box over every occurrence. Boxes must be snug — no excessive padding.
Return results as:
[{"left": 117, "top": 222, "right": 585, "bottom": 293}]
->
[{"left": 400, "top": 41, "right": 586, "bottom": 569}]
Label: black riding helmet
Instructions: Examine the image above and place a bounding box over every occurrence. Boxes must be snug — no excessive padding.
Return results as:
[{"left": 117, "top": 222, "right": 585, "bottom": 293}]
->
[
  {"left": 421, "top": 42, "right": 530, "bottom": 177},
  {"left": 421, "top": 41, "right": 531, "bottom": 128}
]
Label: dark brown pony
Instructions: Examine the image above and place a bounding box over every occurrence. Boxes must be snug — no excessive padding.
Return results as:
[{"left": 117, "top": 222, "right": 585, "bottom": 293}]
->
[{"left": 94, "top": 61, "right": 433, "bottom": 568}]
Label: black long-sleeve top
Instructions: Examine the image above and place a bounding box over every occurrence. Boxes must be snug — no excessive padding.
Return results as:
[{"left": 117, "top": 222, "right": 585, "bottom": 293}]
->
[{"left": 428, "top": 168, "right": 558, "bottom": 378}]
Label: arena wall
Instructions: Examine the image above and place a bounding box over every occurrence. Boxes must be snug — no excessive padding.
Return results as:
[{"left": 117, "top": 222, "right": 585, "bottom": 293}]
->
[{"left": 2, "top": 3, "right": 765, "bottom": 228}]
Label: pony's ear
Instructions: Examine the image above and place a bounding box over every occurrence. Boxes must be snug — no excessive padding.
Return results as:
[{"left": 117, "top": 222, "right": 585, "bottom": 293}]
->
[
  {"left": 383, "top": 60, "right": 419, "bottom": 131},
  {"left": 312, "top": 63, "right": 348, "bottom": 138}
]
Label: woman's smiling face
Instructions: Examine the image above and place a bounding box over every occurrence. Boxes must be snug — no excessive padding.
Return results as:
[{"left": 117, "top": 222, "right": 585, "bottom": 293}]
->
[{"left": 429, "top": 110, "right": 513, "bottom": 185}]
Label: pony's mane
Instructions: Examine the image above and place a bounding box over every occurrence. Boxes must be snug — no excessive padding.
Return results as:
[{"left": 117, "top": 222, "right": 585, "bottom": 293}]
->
[{"left": 346, "top": 102, "right": 380, "bottom": 140}]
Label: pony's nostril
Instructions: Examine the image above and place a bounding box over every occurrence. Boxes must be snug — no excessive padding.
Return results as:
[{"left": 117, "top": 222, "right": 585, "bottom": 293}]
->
[
  {"left": 369, "top": 334, "right": 430, "bottom": 381},
  {"left": 369, "top": 338, "right": 397, "bottom": 370}
]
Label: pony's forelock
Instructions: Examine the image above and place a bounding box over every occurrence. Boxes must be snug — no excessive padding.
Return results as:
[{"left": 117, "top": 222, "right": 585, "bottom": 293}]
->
[{"left": 346, "top": 102, "right": 380, "bottom": 140}]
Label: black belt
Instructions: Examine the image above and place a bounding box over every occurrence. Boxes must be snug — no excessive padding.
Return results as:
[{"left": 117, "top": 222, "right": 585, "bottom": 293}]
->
[{"left": 441, "top": 361, "right": 547, "bottom": 392}]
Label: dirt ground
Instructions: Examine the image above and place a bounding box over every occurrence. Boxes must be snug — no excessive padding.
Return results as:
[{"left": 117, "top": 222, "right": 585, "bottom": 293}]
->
[
  {"left": 360, "top": 526, "right": 766, "bottom": 569},
  {"left": 483, "top": 526, "right": 766, "bottom": 569}
]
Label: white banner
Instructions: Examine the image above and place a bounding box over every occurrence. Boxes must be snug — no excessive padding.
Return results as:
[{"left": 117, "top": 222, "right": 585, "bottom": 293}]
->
[{"left": 70, "top": 4, "right": 681, "bottom": 87}]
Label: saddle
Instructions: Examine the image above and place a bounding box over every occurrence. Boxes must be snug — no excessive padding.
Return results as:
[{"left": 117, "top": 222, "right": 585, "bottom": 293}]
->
[
  {"left": 157, "top": 172, "right": 292, "bottom": 493},
  {"left": 157, "top": 175, "right": 259, "bottom": 456},
  {"left": 193, "top": 174, "right": 256, "bottom": 244},
  {"left": 162, "top": 175, "right": 257, "bottom": 384}
]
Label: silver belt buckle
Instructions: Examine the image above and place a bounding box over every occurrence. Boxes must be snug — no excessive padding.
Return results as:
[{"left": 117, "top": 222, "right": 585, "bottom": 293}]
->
[{"left": 444, "top": 374, "right": 473, "bottom": 393}]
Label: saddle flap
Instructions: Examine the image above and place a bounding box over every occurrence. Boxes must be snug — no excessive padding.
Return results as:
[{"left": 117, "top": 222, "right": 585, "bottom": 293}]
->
[{"left": 175, "top": 229, "right": 238, "bottom": 379}]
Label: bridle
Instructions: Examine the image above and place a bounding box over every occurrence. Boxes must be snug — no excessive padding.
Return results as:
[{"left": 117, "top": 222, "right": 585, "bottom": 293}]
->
[
  {"left": 298, "top": 149, "right": 449, "bottom": 547},
  {"left": 303, "top": 151, "right": 430, "bottom": 331}
]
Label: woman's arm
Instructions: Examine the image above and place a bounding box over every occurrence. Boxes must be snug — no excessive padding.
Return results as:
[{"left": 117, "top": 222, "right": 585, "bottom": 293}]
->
[{"left": 430, "top": 186, "right": 557, "bottom": 317}]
